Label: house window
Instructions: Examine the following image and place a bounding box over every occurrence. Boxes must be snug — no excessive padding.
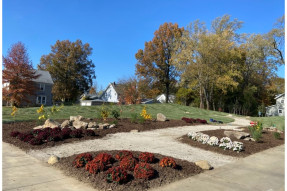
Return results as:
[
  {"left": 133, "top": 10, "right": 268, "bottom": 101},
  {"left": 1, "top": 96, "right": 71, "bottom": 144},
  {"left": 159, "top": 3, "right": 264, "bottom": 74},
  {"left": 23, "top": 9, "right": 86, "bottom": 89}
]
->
[
  {"left": 40, "top": 84, "right": 45, "bottom": 91},
  {"left": 37, "top": 96, "right": 46, "bottom": 105},
  {"left": 281, "top": 100, "right": 284, "bottom": 104},
  {"left": 278, "top": 109, "right": 282, "bottom": 114}
]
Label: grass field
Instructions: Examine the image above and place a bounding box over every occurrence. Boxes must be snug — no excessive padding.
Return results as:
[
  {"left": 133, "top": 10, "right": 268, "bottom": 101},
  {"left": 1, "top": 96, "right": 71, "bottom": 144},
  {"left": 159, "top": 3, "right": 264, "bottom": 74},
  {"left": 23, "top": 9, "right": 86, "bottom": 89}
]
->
[
  {"left": 2, "top": 103, "right": 235, "bottom": 124},
  {"left": 251, "top": 116, "right": 285, "bottom": 131}
]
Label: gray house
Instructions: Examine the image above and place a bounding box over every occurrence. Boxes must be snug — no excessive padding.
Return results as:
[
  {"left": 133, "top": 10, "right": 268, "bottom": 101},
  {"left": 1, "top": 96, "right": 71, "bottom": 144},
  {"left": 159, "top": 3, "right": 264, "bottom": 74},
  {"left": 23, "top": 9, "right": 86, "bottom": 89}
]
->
[
  {"left": 266, "top": 93, "right": 285, "bottom": 117},
  {"left": 3, "top": 70, "right": 54, "bottom": 106}
]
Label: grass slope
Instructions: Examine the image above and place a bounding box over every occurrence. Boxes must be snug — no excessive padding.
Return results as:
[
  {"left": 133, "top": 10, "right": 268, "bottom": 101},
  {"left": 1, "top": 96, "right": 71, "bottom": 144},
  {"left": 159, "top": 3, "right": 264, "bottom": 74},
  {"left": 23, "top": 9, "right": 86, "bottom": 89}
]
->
[
  {"left": 251, "top": 116, "right": 285, "bottom": 131},
  {"left": 2, "top": 103, "right": 234, "bottom": 124}
]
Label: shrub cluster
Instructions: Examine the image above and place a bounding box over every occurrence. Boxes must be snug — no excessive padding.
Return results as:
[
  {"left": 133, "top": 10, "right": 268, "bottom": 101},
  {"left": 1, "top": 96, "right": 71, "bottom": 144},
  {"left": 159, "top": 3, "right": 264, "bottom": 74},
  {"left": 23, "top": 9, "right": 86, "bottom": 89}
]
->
[
  {"left": 115, "top": 150, "right": 133, "bottom": 161},
  {"left": 159, "top": 157, "right": 177, "bottom": 169},
  {"left": 94, "top": 153, "right": 114, "bottom": 165},
  {"left": 181, "top": 117, "right": 207, "bottom": 124},
  {"left": 73, "top": 153, "right": 93, "bottom": 168},
  {"left": 11, "top": 127, "right": 96, "bottom": 146},
  {"left": 106, "top": 166, "right": 129, "bottom": 184},
  {"left": 134, "top": 162, "right": 155, "bottom": 179},
  {"left": 86, "top": 160, "right": 106, "bottom": 174},
  {"left": 139, "top": 152, "right": 155, "bottom": 163},
  {"left": 120, "top": 156, "right": 138, "bottom": 171}
]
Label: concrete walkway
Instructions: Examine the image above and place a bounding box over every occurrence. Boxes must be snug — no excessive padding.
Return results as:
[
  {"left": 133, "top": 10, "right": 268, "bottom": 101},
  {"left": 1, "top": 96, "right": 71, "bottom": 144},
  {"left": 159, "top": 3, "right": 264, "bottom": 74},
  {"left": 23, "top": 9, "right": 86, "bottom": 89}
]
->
[
  {"left": 151, "top": 144, "right": 285, "bottom": 191},
  {"left": 3, "top": 142, "right": 284, "bottom": 191},
  {"left": 2, "top": 142, "right": 96, "bottom": 191}
]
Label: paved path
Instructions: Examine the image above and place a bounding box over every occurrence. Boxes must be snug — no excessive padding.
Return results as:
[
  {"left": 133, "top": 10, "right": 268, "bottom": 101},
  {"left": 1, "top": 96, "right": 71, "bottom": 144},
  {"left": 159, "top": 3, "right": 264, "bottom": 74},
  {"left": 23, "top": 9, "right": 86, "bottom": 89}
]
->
[{"left": 2, "top": 142, "right": 95, "bottom": 191}]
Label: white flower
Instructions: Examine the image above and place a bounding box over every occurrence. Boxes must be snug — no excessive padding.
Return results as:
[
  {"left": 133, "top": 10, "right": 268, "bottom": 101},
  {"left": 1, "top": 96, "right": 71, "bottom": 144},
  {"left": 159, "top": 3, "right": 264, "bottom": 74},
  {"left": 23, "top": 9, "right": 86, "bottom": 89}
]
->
[
  {"left": 220, "top": 137, "right": 232, "bottom": 143},
  {"left": 199, "top": 134, "right": 210, "bottom": 144},
  {"left": 207, "top": 136, "right": 219, "bottom": 146},
  {"left": 233, "top": 141, "right": 244, "bottom": 152}
]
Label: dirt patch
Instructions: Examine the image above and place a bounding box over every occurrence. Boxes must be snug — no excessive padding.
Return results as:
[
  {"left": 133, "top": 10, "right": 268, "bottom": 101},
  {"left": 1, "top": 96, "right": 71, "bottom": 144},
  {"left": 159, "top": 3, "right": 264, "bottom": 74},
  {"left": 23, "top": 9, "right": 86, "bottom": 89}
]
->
[
  {"left": 3, "top": 118, "right": 192, "bottom": 151},
  {"left": 180, "top": 128, "right": 285, "bottom": 157},
  {"left": 54, "top": 150, "right": 203, "bottom": 191}
]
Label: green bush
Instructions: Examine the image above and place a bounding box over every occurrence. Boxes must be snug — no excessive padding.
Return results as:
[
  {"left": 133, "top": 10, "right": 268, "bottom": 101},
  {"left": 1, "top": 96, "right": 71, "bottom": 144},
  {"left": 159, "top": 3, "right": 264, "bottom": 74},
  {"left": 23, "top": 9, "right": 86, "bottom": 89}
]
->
[
  {"left": 111, "top": 110, "right": 120, "bottom": 119},
  {"left": 248, "top": 122, "right": 263, "bottom": 142},
  {"left": 273, "top": 132, "right": 281, "bottom": 140},
  {"left": 130, "top": 113, "right": 139, "bottom": 123}
]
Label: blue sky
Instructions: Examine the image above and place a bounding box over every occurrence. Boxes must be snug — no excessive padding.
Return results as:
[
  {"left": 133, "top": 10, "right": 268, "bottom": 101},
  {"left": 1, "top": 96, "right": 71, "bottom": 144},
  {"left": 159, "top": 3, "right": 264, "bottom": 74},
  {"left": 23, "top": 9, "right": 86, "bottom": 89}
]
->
[{"left": 3, "top": 0, "right": 285, "bottom": 90}]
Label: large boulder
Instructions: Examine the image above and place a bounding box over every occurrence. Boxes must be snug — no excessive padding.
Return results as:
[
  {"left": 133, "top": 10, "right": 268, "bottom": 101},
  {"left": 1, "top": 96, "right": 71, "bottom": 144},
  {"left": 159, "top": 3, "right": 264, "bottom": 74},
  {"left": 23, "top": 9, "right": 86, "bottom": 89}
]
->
[
  {"left": 33, "top": 125, "right": 43, "bottom": 130},
  {"left": 48, "top": 155, "right": 59, "bottom": 165},
  {"left": 157, "top": 113, "right": 167, "bottom": 122},
  {"left": 88, "top": 122, "right": 98, "bottom": 128},
  {"left": 73, "top": 120, "right": 88, "bottom": 129},
  {"left": 195, "top": 160, "right": 213, "bottom": 170},
  {"left": 43, "top": 119, "right": 60, "bottom": 128},
  {"left": 224, "top": 131, "right": 250, "bottom": 140},
  {"left": 70, "top": 115, "right": 84, "bottom": 121},
  {"left": 61, "top": 120, "right": 71, "bottom": 128}
]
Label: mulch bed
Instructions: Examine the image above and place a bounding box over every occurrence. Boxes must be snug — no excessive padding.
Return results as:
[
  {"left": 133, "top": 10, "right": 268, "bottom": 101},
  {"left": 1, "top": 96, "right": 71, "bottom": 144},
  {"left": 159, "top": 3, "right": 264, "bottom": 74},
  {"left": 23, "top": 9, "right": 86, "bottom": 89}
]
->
[
  {"left": 54, "top": 150, "right": 203, "bottom": 191},
  {"left": 3, "top": 118, "right": 192, "bottom": 151},
  {"left": 180, "top": 127, "right": 285, "bottom": 157}
]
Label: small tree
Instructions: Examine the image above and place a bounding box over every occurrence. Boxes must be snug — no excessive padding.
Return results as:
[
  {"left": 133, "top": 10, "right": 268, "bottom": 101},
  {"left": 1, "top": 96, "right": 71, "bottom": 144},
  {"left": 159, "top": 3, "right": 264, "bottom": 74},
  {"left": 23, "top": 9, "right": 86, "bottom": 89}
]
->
[{"left": 3, "top": 42, "right": 39, "bottom": 106}]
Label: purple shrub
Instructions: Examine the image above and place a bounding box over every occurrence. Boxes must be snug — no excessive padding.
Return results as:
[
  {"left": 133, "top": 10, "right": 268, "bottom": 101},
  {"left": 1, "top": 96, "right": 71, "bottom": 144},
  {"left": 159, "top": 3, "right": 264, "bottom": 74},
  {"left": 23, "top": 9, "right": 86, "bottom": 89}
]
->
[
  {"left": 70, "top": 129, "right": 82, "bottom": 138},
  {"left": 10, "top": 131, "right": 21, "bottom": 137},
  {"left": 43, "top": 127, "right": 53, "bottom": 133},
  {"left": 52, "top": 127, "right": 62, "bottom": 133},
  {"left": 200, "top": 119, "right": 207, "bottom": 124},
  {"left": 37, "top": 131, "right": 50, "bottom": 140},
  {"left": 32, "top": 129, "right": 43, "bottom": 137},
  {"left": 85, "top": 129, "right": 96, "bottom": 136},
  {"left": 16, "top": 133, "right": 27, "bottom": 141},
  {"left": 47, "top": 131, "right": 62, "bottom": 142},
  {"left": 29, "top": 138, "right": 43, "bottom": 145},
  {"left": 23, "top": 134, "right": 35, "bottom": 142}
]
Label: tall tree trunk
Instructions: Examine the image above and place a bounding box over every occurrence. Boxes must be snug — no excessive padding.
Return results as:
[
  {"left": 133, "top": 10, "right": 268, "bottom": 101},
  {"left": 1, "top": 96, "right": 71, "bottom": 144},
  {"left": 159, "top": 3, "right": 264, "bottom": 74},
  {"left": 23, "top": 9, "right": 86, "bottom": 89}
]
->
[
  {"left": 199, "top": 86, "right": 204, "bottom": 109},
  {"left": 165, "top": 82, "right": 169, "bottom": 103}
]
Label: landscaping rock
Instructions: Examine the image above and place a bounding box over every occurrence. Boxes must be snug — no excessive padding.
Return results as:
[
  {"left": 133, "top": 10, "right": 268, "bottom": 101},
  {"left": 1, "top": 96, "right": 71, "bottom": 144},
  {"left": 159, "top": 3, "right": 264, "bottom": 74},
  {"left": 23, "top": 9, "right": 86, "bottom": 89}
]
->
[
  {"left": 244, "top": 137, "right": 255, "bottom": 142},
  {"left": 61, "top": 120, "right": 71, "bottom": 128},
  {"left": 195, "top": 160, "right": 213, "bottom": 170},
  {"left": 73, "top": 120, "right": 88, "bottom": 129},
  {"left": 157, "top": 113, "right": 167, "bottom": 122},
  {"left": 109, "top": 124, "right": 116, "bottom": 128},
  {"left": 70, "top": 115, "right": 84, "bottom": 121},
  {"left": 43, "top": 119, "right": 60, "bottom": 128},
  {"left": 98, "top": 123, "right": 109, "bottom": 129},
  {"left": 88, "top": 122, "right": 98, "bottom": 128},
  {"left": 33, "top": 125, "right": 43, "bottom": 129},
  {"left": 224, "top": 131, "right": 250, "bottom": 140},
  {"left": 233, "top": 128, "right": 245, "bottom": 132},
  {"left": 48, "top": 155, "right": 59, "bottom": 165}
]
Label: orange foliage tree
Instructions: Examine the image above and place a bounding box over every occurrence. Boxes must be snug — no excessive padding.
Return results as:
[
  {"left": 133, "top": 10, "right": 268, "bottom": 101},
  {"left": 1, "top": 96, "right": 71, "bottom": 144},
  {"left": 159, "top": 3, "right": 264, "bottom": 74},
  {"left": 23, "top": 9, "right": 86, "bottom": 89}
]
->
[
  {"left": 3, "top": 42, "right": 39, "bottom": 106},
  {"left": 135, "top": 23, "right": 184, "bottom": 103}
]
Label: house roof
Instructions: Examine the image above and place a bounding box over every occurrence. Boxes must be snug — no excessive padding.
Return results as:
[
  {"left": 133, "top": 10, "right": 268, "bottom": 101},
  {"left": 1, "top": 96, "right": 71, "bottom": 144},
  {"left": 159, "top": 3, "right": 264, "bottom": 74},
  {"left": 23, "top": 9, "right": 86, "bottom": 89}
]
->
[
  {"left": 275, "top": 93, "right": 285, "bottom": 100},
  {"left": 100, "top": 82, "right": 125, "bottom": 98},
  {"left": 33, "top": 70, "right": 53, "bottom": 84}
]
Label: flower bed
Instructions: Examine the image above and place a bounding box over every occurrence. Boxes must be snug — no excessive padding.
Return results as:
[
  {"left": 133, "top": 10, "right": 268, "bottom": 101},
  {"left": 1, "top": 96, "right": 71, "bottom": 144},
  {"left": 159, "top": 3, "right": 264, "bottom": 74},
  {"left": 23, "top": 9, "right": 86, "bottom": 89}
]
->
[
  {"left": 187, "top": 132, "right": 244, "bottom": 152},
  {"left": 54, "top": 150, "right": 203, "bottom": 191},
  {"left": 180, "top": 128, "right": 284, "bottom": 157},
  {"left": 3, "top": 118, "right": 195, "bottom": 151},
  {"left": 182, "top": 117, "right": 207, "bottom": 124}
]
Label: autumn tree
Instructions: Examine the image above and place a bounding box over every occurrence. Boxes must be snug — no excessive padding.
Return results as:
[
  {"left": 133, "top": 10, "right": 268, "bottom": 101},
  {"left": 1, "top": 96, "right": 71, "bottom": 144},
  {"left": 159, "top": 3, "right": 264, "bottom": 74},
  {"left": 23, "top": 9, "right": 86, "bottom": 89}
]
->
[
  {"left": 135, "top": 23, "right": 184, "bottom": 103},
  {"left": 38, "top": 40, "right": 95, "bottom": 102},
  {"left": 117, "top": 77, "right": 141, "bottom": 104},
  {"left": 3, "top": 42, "right": 39, "bottom": 106}
]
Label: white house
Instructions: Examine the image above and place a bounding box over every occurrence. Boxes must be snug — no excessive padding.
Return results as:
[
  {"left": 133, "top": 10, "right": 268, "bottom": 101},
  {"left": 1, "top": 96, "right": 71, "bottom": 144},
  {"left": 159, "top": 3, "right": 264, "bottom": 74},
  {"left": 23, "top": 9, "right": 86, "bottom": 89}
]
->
[
  {"left": 100, "top": 82, "right": 123, "bottom": 103},
  {"left": 266, "top": 93, "right": 285, "bottom": 116},
  {"left": 156, "top": 94, "right": 175, "bottom": 103}
]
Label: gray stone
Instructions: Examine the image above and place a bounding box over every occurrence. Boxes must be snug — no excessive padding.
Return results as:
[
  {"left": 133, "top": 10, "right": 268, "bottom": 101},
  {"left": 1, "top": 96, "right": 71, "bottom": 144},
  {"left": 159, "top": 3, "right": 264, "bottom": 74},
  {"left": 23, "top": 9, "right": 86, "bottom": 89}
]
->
[
  {"left": 73, "top": 120, "right": 88, "bottom": 129},
  {"left": 109, "top": 124, "right": 116, "bottom": 128},
  {"left": 48, "top": 155, "right": 59, "bottom": 165},
  {"left": 88, "top": 122, "right": 98, "bottom": 128},
  {"left": 98, "top": 123, "right": 109, "bottom": 129},
  {"left": 157, "top": 113, "right": 167, "bottom": 122},
  {"left": 224, "top": 131, "right": 250, "bottom": 140},
  {"left": 70, "top": 115, "right": 84, "bottom": 121},
  {"left": 43, "top": 119, "right": 60, "bottom": 128},
  {"left": 61, "top": 120, "right": 71, "bottom": 128},
  {"left": 195, "top": 160, "right": 213, "bottom": 170},
  {"left": 244, "top": 137, "right": 255, "bottom": 142}
]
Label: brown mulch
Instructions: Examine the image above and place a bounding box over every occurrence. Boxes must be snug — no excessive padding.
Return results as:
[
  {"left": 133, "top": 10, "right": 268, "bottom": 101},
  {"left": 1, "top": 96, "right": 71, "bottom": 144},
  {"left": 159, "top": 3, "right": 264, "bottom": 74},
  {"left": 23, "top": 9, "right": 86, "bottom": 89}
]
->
[
  {"left": 180, "top": 128, "right": 285, "bottom": 157},
  {"left": 2, "top": 118, "right": 191, "bottom": 151},
  {"left": 54, "top": 150, "right": 203, "bottom": 191}
]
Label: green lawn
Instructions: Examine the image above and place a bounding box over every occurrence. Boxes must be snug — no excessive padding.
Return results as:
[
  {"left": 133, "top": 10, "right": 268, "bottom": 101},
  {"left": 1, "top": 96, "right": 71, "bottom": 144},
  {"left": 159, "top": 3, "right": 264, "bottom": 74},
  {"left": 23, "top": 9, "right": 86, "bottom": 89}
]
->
[
  {"left": 251, "top": 116, "right": 285, "bottom": 131},
  {"left": 2, "top": 103, "right": 235, "bottom": 124}
]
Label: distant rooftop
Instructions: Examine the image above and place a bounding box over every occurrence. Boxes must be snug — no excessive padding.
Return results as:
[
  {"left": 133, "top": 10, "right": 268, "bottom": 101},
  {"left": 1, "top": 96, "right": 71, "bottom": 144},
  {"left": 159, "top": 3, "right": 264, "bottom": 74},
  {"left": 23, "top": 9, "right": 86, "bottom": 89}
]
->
[{"left": 33, "top": 70, "right": 53, "bottom": 84}]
